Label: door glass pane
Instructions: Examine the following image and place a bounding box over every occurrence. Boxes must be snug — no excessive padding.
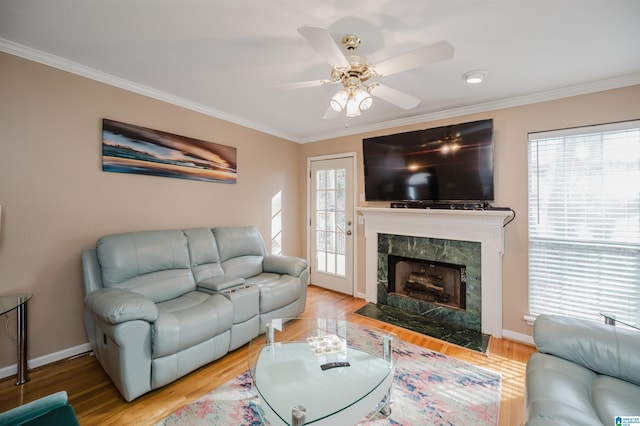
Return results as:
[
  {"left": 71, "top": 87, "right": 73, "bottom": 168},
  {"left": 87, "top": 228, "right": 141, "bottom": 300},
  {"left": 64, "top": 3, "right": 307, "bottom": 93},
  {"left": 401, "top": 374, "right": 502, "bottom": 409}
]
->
[
  {"left": 313, "top": 165, "right": 348, "bottom": 278},
  {"left": 336, "top": 189, "right": 345, "bottom": 212},
  {"left": 337, "top": 254, "right": 346, "bottom": 275},
  {"left": 317, "top": 190, "right": 326, "bottom": 211},
  {"left": 316, "top": 230, "right": 325, "bottom": 251},
  {"left": 327, "top": 252, "right": 336, "bottom": 274},
  {"left": 337, "top": 168, "right": 346, "bottom": 189},
  {"left": 317, "top": 252, "right": 326, "bottom": 272},
  {"left": 317, "top": 211, "right": 326, "bottom": 232},
  {"left": 327, "top": 169, "right": 335, "bottom": 190},
  {"left": 317, "top": 170, "right": 326, "bottom": 190},
  {"left": 336, "top": 211, "right": 346, "bottom": 234},
  {"left": 326, "top": 227, "right": 335, "bottom": 253},
  {"left": 326, "top": 189, "right": 335, "bottom": 211},
  {"left": 337, "top": 231, "right": 345, "bottom": 256}
]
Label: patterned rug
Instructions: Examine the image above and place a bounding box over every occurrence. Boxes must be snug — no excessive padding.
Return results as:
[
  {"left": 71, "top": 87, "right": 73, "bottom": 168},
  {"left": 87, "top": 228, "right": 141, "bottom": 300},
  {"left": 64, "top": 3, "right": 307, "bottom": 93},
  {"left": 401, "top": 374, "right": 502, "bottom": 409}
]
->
[{"left": 157, "top": 339, "right": 501, "bottom": 425}]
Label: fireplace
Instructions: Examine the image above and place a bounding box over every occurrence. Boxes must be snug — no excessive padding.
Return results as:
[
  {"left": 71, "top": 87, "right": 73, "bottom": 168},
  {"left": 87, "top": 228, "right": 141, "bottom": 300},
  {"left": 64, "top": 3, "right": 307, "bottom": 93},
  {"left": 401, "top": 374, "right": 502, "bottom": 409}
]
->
[
  {"left": 377, "top": 233, "right": 480, "bottom": 331},
  {"left": 358, "top": 207, "right": 513, "bottom": 338},
  {"left": 388, "top": 255, "right": 466, "bottom": 311}
]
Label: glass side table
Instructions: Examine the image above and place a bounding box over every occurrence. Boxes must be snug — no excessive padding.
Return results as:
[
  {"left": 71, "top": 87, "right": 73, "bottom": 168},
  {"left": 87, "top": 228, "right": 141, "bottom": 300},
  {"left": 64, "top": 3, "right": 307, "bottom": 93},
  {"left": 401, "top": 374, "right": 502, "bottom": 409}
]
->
[
  {"left": 0, "top": 294, "right": 32, "bottom": 385},
  {"left": 600, "top": 312, "right": 640, "bottom": 331}
]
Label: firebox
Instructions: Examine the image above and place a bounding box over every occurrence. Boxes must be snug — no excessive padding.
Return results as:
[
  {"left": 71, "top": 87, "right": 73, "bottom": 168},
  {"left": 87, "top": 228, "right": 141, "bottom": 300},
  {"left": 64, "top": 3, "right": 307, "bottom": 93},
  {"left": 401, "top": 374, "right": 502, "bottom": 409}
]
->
[{"left": 387, "top": 254, "right": 466, "bottom": 311}]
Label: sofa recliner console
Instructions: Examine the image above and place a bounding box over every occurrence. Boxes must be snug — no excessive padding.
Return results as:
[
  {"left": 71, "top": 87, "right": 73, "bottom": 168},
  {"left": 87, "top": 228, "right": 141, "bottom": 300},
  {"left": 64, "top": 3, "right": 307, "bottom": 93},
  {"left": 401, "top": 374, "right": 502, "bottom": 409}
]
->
[{"left": 82, "top": 226, "right": 309, "bottom": 401}]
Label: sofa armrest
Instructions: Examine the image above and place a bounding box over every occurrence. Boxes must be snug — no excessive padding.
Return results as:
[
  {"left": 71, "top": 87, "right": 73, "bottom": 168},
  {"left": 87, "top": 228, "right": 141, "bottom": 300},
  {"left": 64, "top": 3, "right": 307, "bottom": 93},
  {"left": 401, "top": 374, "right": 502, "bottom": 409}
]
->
[
  {"left": 263, "top": 255, "right": 308, "bottom": 277},
  {"left": 82, "top": 249, "right": 104, "bottom": 296},
  {"left": 85, "top": 288, "right": 158, "bottom": 325},
  {"left": 197, "top": 275, "right": 246, "bottom": 292},
  {"left": 0, "top": 391, "right": 79, "bottom": 426},
  {"left": 534, "top": 314, "right": 640, "bottom": 386}
]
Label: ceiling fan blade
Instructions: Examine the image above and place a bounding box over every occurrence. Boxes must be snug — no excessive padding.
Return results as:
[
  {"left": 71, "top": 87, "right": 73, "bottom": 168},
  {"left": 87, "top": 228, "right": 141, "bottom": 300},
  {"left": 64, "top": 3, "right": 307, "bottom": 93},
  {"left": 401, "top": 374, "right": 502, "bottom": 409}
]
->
[
  {"left": 373, "top": 41, "right": 454, "bottom": 77},
  {"left": 370, "top": 84, "right": 421, "bottom": 110},
  {"left": 264, "top": 79, "right": 334, "bottom": 90},
  {"left": 323, "top": 106, "right": 340, "bottom": 120},
  {"left": 298, "top": 25, "right": 350, "bottom": 68}
]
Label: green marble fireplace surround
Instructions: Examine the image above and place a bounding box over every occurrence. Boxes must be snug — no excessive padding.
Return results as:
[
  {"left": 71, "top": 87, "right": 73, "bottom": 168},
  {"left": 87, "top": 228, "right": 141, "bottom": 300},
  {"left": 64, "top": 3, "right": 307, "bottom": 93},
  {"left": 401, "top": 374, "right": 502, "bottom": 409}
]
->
[{"left": 377, "top": 233, "right": 482, "bottom": 331}]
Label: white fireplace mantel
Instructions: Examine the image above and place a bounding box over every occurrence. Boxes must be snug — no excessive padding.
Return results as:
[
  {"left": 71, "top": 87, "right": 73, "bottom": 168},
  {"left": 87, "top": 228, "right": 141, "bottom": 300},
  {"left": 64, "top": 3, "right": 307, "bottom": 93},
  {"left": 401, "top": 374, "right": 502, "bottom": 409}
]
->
[{"left": 358, "top": 207, "right": 513, "bottom": 338}]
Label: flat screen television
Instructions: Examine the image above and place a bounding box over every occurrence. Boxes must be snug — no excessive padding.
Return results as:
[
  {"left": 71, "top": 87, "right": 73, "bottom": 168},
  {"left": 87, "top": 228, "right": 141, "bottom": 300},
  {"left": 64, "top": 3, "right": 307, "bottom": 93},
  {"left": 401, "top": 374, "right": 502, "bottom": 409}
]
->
[{"left": 363, "top": 119, "right": 494, "bottom": 204}]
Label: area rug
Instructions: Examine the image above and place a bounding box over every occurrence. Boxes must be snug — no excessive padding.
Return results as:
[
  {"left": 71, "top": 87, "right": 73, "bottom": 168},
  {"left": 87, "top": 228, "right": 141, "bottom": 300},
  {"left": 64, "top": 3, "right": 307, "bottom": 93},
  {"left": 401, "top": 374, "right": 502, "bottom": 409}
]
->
[
  {"left": 157, "top": 339, "right": 501, "bottom": 425},
  {"left": 355, "top": 303, "right": 490, "bottom": 354}
]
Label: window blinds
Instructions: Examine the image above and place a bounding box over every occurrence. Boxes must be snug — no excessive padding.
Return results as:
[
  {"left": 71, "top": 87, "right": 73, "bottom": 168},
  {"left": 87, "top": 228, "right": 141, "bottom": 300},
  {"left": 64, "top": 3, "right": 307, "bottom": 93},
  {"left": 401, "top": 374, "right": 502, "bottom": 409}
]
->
[{"left": 528, "top": 121, "right": 640, "bottom": 326}]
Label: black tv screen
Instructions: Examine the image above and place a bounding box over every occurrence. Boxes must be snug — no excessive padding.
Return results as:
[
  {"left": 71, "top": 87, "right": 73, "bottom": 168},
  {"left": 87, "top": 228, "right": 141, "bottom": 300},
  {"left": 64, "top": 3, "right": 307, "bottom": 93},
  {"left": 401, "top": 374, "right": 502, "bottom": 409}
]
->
[{"left": 363, "top": 119, "right": 494, "bottom": 203}]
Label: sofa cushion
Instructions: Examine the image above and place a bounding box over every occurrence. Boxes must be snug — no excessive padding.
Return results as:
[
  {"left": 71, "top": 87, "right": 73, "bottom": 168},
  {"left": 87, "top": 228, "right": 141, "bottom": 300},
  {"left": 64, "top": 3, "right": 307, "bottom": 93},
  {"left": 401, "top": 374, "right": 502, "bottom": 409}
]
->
[
  {"left": 213, "top": 226, "right": 266, "bottom": 262},
  {"left": 591, "top": 375, "right": 640, "bottom": 422},
  {"left": 245, "top": 272, "right": 280, "bottom": 285},
  {"left": 247, "top": 274, "right": 301, "bottom": 313},
  {"left": 97, "top": 230, "right": 195, "bottom": 303},
  {"left": 526, "top": 352, "right": 601, "bottom": 425},
  {"left": 221, "top": 255, "right": 264, "bottom": 279},
  {"left": 183, "top": 228, "right": 224, "bottom": 282},
  {"left": 152, "top": 291, "right": 232, "bottom": 358}
]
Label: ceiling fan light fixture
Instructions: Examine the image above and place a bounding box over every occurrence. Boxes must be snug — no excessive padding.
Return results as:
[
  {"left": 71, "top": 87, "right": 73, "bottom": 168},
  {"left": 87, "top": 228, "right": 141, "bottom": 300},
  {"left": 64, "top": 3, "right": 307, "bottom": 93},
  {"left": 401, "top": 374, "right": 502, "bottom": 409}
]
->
[
  {"left": 330, "top": 90, "right": 348, "bottom": 112},
  {"left": 354, "top": 88, "right": 373, "bottom": 111},
  {"left": 345, "top": 97, "right": 362, "bottom": 117},
  {"left": 462, "top": 69, "right": 487, "bottom": 84}
]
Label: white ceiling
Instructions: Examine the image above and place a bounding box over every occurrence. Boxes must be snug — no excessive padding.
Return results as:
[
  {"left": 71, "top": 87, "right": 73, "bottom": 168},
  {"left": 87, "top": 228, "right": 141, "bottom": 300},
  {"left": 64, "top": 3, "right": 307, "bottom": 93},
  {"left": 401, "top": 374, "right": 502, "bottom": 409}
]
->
[{"left": 2, "top": 0, "right": 640, "bottom": 143}]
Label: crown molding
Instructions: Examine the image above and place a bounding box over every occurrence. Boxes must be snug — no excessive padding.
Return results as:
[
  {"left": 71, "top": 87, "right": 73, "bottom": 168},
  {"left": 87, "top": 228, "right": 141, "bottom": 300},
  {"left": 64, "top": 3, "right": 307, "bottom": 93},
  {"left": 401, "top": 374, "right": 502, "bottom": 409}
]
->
[
  {"left": 300, "top": 73, "right": 640, "bottom": 143},
  {"left": 3, "top": 38, "right": 639, "bottom": 145},
  {"left": 0, "top": 38, "right": 297, "bottom": 142}
]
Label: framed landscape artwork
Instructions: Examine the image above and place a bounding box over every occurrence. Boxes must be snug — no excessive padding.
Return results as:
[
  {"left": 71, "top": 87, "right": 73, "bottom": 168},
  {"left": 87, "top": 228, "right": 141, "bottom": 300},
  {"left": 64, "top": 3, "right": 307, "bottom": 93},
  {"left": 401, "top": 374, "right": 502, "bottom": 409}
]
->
[{"left": 102, "top": 119, "right": 237, "bottom": 184}]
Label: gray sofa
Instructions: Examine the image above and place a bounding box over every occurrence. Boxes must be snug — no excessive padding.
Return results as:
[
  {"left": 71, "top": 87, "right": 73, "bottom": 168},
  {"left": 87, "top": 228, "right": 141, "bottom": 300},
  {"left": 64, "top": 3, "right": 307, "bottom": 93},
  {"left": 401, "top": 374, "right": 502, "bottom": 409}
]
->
[
  {"left": 525, "top": 314, "right": 640, "bottom": 425},
  {"left": 81, "top": 226, "right": 309, "bottom": 401}
]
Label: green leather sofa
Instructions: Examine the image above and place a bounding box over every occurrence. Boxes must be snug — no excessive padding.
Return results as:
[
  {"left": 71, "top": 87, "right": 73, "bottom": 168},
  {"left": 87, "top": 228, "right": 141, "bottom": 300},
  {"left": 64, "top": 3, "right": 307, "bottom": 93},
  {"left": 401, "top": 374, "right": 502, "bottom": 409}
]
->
[
  {"left": 81, "top": 226, "right": 309, "bottom": 402},
  {"left": 525, "top": 314, "right": 640, "bottom": 425}
]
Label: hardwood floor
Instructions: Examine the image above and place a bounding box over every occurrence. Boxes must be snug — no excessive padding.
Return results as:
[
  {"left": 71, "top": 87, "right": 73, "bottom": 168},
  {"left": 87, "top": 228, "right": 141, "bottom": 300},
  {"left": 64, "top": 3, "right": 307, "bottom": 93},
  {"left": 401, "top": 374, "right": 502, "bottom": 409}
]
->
[{"left": 0, "top": 285, "right": 536, "bottom": 425}]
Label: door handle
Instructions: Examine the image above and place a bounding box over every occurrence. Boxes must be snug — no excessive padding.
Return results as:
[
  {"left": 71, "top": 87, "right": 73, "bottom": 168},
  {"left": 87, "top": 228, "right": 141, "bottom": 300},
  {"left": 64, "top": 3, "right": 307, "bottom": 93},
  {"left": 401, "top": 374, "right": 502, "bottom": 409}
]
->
[{"left": 346, "top": 230, "right": 352, "bottom": 236}]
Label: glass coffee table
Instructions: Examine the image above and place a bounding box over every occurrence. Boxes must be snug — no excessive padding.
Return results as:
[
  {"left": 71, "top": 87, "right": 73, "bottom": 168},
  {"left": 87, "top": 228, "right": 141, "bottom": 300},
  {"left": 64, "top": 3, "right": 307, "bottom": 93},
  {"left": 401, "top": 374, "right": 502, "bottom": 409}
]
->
[{"left": 248, "top": 318, "right": 397, "bottom": 425}]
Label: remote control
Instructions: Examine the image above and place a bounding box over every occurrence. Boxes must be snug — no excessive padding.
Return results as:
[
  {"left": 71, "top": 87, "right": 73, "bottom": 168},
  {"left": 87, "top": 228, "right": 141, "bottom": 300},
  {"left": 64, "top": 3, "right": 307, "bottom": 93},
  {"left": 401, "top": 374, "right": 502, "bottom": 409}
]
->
[{"left": 320, "top": 361, "right": 351, "bottom": 371}]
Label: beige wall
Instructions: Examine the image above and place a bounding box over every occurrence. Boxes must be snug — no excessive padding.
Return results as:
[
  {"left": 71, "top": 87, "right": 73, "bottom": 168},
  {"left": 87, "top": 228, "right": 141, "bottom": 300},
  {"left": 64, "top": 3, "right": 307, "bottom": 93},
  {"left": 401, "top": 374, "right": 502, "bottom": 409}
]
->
[
  {"left": 0, "top": 52, "right": 304, "bottom": 369},
  {"left": 2, "top": 49, "right": 638, "bottom": 371},
  {"left": 300, "top": 84, "right": 640, "bottom": 338}
]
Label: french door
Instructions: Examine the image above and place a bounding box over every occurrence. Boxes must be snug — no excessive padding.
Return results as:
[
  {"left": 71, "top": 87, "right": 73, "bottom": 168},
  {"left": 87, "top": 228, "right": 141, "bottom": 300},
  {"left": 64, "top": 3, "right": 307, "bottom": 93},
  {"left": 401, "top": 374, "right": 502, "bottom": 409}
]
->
[{"left": 309, "top": 156, "right": 355, "bottom": 295}]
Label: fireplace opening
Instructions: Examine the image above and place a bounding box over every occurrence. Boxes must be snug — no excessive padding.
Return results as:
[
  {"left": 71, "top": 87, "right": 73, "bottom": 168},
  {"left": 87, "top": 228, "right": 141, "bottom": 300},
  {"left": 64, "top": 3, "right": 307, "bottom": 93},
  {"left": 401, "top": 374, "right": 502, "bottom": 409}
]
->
[{"left": 388, "top": 254, "right": 466, "bottom": 311}]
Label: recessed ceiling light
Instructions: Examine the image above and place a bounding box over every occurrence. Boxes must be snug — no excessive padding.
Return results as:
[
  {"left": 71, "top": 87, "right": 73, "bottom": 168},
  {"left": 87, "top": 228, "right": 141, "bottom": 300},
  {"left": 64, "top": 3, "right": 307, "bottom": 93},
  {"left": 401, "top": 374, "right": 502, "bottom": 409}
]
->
[{"left": 462, "top": 70, "right": 488, "bottom": 84}]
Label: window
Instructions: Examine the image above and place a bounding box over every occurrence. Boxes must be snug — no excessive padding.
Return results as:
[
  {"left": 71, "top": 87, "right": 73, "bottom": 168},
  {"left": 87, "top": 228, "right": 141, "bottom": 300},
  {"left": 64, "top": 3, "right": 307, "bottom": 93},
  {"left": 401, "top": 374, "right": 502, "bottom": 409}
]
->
[{"left": 528, "top": 120, "right": 640, "bottom": 326}]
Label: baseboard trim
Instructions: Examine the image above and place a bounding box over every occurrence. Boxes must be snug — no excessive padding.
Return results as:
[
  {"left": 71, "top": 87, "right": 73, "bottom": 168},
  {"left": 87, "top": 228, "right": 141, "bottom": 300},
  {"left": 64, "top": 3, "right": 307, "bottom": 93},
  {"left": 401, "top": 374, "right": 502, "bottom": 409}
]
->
[
  {"left": 501, "top": 329, "right": 535, "bottom": 346},
  {"left": 0, "top": 342, "right": 91, "bottom": 380}
]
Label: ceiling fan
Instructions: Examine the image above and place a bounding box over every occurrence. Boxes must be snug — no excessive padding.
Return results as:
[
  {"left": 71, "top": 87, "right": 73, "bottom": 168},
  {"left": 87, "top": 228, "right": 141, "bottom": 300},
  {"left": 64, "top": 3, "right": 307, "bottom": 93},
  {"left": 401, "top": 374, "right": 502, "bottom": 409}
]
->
[{"left": 268, "top": 25, "right": 454, "bottom": 119}]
